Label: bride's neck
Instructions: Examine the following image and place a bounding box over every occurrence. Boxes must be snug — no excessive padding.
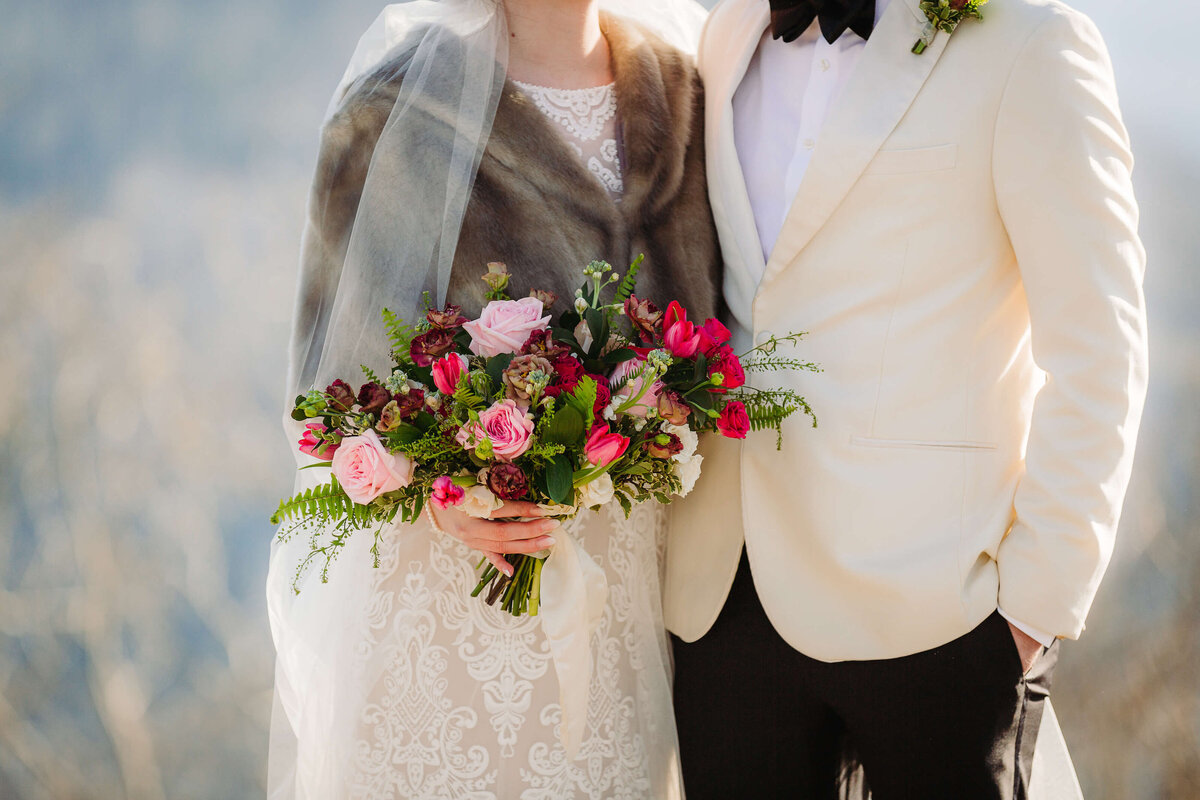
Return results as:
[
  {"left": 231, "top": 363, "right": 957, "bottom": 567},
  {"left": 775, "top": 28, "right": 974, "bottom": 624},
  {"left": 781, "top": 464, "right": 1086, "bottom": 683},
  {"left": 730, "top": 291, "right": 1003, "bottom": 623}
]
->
[{"left": 503, "top": 0, "right": 612, "bottom": 89}]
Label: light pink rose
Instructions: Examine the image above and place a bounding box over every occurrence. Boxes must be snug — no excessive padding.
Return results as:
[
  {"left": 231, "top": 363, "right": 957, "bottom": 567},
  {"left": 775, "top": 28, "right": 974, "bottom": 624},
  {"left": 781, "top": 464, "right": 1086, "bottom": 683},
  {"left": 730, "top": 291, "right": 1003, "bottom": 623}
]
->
[
  {"left": 463, "top": 297, "right": 551, "bottom": 358},
  {"left": 331, "top": 429, "right": 416, "bottom": 504},
  {"left": 455, "top": 399, "right": 535, "bottom": 462},
  {"left": 609, "top": 357, "right": 663, "bottom": 418}
]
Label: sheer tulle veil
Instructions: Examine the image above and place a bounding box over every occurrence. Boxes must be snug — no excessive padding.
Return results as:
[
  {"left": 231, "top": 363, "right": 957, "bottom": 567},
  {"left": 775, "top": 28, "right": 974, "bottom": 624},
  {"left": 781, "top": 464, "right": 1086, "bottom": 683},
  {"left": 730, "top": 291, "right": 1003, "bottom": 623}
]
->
[{"left": 268, "top": 1, "right": 706, "bottom": 796}]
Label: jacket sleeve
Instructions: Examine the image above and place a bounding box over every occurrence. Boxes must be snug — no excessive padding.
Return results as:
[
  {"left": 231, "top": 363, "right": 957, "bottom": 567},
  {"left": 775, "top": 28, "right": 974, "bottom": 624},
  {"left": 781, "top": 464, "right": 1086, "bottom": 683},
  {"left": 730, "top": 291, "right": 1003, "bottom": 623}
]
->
[{"left": 992, "top": 7, "right": 1148, "bottom": 639}]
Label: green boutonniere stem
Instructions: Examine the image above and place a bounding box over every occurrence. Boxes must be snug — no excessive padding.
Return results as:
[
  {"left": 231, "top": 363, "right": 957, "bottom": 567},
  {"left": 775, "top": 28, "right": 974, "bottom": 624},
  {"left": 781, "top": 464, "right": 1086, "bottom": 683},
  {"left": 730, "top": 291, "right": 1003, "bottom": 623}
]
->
[{"left": 913, "top": 0, "right": 989, "bottom": 55}]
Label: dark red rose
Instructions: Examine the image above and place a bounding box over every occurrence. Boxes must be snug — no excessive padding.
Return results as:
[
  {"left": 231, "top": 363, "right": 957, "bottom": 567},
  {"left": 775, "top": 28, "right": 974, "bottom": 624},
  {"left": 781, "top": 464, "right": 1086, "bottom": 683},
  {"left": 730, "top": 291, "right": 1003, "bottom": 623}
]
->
[
  {"left": 949, "top": 0, "right": 969, "bottom": 9},
  {"left": 544, "top": 354, "right": 585, "bottom": 398},
  {"left": 409, "top": 329, "right": 457, "bottom": 367},
  {"left": 426, "top": 304, "right": 468, "bottom": 330},
  {"left": 521, "top": 328, "right": 570, "bottom": 358},
  {"left": 656, "top": 389, "right": 692, "bottom": 425},
  {"left": 588, "top": 375, "right": 612, "bottom": 419},
  {"left": 646, "top": 432, "right": 684, "bottom": 460},
  {"left": 487, "top": 463, "right": 529, "bottom": 501},
  {"left": 326, "top": 379, "right": 356, "bottom": 411},
  {"left": 708, "top": 345, "right": 745, "bottom": 392},
  {"left": 394, "top": 388, "right": 426, "bottom": 418},
  {"left": 716, "top": 401, "right": 751, "bottom": 439},
  {"left": 357, "top": 382, "right": 391, "bottom": 415},
  {"left": 624, "top": 296, "right": 663, "bottom": 342}
]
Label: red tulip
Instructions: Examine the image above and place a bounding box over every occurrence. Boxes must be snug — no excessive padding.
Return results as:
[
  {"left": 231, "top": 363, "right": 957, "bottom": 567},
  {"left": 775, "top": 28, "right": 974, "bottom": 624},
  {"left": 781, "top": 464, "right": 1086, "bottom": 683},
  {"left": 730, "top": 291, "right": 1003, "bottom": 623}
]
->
[{"left": 584, "top": 425, "right": 630, "bottom": 467}]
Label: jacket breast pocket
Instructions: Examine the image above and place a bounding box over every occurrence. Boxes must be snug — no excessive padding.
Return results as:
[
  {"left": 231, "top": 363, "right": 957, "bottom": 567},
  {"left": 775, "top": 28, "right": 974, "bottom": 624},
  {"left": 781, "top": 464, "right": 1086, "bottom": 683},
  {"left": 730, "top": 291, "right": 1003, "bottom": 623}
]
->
[
  {"left": 864, "top": 144, "right": 958, "bottom": 176},
  {"left": 850, "top": 435, "right": 996, "bottom": 453}
]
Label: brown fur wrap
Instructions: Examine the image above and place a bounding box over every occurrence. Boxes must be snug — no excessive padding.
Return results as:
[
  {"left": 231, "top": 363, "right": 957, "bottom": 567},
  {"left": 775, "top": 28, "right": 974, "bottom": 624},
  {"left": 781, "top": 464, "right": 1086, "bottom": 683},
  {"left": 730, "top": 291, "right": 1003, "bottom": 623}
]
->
[{"left": 300, "top": 12, "right": 722, "bottom": 332}]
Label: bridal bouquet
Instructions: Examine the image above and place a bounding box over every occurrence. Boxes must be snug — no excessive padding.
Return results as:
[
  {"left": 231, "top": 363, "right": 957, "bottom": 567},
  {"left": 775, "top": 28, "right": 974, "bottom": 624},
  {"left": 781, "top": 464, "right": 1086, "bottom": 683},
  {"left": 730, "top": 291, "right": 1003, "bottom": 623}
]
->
[{"left": 272, "top": 258, "right": 816, "bottom": 616}]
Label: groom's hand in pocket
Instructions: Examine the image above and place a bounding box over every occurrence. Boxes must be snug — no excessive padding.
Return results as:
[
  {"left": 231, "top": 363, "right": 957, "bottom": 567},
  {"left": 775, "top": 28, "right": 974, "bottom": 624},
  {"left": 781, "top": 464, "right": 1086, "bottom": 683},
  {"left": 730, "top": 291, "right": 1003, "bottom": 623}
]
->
[
  {"left": 1007, "top": 622, "right": 1044, "bottom": 675},
  {"left": 430, "top": 501, "right": 560, "bottom": 578}
]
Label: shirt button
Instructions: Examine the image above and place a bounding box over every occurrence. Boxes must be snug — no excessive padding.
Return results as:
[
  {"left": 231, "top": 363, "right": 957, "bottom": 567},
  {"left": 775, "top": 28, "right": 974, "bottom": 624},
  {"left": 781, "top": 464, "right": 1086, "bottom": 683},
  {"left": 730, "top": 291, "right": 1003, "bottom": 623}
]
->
[
  {"left": 819, "top": 58, "right": 831, "bottom": 72},
  {"left": 802, "top": 138, "right": 816, "bottom": 150}
]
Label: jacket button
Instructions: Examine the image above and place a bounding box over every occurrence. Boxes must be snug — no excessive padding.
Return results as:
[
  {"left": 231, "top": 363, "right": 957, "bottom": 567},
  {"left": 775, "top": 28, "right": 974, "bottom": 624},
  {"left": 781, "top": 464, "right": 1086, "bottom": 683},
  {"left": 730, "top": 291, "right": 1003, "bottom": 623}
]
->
[{"left": 756, "top": 330, "right": 773, "bottom": 346}]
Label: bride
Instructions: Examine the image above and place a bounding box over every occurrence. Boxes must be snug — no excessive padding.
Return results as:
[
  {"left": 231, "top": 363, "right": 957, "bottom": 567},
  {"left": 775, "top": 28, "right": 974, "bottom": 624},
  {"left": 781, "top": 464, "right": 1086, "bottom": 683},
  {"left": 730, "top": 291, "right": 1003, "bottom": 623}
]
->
[{"left": 267, "top": 0, "right": 719, "bottom": 796}]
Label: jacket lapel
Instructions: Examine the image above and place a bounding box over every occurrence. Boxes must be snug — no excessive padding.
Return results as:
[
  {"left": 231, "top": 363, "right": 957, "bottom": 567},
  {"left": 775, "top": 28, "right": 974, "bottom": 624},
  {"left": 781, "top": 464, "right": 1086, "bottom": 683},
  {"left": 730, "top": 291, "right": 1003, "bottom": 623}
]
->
[
  {"left": 760, "top": 0, "right": 950, "bottom": 288},
  {"left": 704, "top": 0, "right": 771, "bottom": 333}
]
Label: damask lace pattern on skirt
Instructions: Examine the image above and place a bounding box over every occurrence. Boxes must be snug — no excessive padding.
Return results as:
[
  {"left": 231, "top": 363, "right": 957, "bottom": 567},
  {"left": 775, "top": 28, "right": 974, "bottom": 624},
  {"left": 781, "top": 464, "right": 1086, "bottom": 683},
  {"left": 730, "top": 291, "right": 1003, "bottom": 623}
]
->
[{"left": 341, "top": 502, "right": 682, "bottom": 799}]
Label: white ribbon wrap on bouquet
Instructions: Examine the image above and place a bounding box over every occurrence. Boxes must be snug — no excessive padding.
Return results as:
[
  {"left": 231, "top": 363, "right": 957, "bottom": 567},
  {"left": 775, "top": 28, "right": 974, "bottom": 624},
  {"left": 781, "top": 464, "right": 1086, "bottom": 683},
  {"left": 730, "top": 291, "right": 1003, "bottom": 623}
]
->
[{"left": 537, "top": 530, "right": 609, "bottom": 758}]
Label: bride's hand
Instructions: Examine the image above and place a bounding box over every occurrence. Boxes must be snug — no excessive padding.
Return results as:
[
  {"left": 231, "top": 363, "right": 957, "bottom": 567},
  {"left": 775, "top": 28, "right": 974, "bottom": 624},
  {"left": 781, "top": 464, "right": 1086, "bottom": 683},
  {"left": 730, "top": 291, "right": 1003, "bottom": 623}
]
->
[{"left": 429, "top": 501, "right": 559, "bottom": 578}]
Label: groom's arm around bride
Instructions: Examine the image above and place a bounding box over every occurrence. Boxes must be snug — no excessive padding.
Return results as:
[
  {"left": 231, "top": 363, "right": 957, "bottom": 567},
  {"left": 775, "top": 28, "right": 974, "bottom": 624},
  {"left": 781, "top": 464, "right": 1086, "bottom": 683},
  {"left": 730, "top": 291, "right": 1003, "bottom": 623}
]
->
[{"left": 665, "top": 0, "right": 1148, "bottom": 797}]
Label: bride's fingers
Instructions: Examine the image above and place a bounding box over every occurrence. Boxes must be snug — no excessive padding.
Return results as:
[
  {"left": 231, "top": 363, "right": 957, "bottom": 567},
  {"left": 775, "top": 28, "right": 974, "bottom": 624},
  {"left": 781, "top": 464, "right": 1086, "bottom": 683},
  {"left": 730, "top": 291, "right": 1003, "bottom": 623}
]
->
[
  {"left": 490, "top": 500, "right": 548, "bottom": 519},
  {"left": 466, "top": 532, "right": 558, "bottom": 555},
  {"left": 483, "top": 551, "right": 514, "bottom": 577}
]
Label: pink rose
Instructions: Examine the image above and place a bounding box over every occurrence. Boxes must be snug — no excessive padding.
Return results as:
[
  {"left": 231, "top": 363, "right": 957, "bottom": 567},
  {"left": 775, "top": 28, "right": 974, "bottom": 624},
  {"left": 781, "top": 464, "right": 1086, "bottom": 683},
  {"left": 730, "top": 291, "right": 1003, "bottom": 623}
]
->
[
  {"left": 584, "top": 425, "right": 630, "bottom": 468},
  {"left": 331, "top": 429, "right": 416, "bottom": 504},
  {"left": 662, "top": 301, "right": 702, "bottom": 359},
  {"left": 456, "top": 399, "right": 535, "bottom": 462},
  {"left": 430, "top": 476, "right": 466, "bottom": 510},
  {"left": 298, "top": 422, "right": 340, "bottom": 461},
  {"left": 610, "top": 357, "right": 662, "bottom": 418},
  {"left": 432, "top": 353, "right": 469, "bottom": 395},
  {"left": 716, "top": 401, "right": 751, "bottom": 440},
  {"left": 463, "top": 297, "right": 551, "bottom": 358}
]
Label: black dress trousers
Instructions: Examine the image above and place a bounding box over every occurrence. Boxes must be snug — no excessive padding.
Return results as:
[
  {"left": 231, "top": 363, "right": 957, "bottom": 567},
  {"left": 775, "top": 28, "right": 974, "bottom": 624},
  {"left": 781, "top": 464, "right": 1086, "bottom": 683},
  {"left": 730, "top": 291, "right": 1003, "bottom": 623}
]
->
[{"left": 672, "top": 551, "right": 1058, "bottom": 800}]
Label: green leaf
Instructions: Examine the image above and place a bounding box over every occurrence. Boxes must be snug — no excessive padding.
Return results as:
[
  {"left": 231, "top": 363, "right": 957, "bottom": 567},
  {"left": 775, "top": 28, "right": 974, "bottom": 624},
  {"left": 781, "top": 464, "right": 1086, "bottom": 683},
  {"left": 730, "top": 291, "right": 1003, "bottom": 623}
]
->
[
  {"left": 485, "top": 353, "right": 514, "bottom": 386},
  {"left": 601, "top": 348, "right": 637, "bottom": 365},
  {"left": 585, "top": 308, "right": 607, "bottom": 356},
  {"left": 546, "top": 455, "right": 574, "bottom": 505},
  {"left": 543, "top": 403, "right": 585, "bottom": 446}
]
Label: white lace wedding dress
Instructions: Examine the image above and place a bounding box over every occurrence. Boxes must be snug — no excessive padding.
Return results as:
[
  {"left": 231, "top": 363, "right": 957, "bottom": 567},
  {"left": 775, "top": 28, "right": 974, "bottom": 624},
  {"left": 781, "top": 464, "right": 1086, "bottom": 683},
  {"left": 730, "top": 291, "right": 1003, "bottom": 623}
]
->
[{"left": 269, "top": 83, "right": 686, "bottom": 800}]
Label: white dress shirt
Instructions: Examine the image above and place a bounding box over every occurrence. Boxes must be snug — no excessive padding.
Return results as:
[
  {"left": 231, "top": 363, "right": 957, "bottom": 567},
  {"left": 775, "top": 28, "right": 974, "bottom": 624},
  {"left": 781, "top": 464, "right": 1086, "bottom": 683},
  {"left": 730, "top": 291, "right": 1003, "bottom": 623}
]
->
[{"left": 730, "top": 0, "right": 1055, "bottom": 649}]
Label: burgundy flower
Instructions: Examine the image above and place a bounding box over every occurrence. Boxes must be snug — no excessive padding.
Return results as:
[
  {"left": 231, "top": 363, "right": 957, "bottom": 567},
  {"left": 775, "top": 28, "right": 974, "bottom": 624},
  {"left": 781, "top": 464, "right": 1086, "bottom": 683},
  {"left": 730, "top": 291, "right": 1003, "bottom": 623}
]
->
[
  {"left": 326, "top": 379, "right": 356, "bottom": 411},
  {"left": 708, "top": 345, "right": 746, "bottom": 392},
  {"left": 487, "top": 463, "right": 529, "bottom": 501},
  {"left": 394, "top": 388, "right": 426, "bottom": 418},
  {"left": 624, "top": 296, "right": 663, "bottom": 342},
  {"left": 357, "top": 382, "right": 391, "bottom": 416},
  {"left": 409, "top": 328, "right": 458, "bottom": 367},
  {"left": 646, "top": 432, "right": 684, "bottom": 460},
  {"left": 426, "top": 304, "right": 468, "bottom": 330},
  {"left": 520, "top": 328, "right": 569, "bottom": 358},
  {"left": 544, "top": 354, "right": 585, "bottom": 398},
  {"left": 656, "top": 390, "right": 692, "bottom": 425},
  {"left": 588, "top": 374, "right": 612, "bottom": 419}
]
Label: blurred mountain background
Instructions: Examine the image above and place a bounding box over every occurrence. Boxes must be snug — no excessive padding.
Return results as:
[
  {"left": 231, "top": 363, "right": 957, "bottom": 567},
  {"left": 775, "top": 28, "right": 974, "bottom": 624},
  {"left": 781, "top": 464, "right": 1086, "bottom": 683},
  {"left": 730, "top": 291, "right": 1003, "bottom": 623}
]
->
[{"left": 0, "top": 0, "right": 1196, "bottom": 797}]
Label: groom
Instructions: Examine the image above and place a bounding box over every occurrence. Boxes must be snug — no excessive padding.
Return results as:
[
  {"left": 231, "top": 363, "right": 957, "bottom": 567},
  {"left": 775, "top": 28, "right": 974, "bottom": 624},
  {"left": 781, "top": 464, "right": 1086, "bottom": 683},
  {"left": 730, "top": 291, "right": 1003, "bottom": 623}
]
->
[{"left": 666, "top": 0, "right": 1147, "bottom": 797}]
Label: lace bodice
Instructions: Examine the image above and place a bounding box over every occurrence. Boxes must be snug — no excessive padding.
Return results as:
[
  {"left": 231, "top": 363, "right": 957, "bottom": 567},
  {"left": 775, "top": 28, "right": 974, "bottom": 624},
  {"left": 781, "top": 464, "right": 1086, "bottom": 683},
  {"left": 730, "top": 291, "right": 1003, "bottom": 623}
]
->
[{"left": 514, "top": 80, "right": 623, "bottom": 199}]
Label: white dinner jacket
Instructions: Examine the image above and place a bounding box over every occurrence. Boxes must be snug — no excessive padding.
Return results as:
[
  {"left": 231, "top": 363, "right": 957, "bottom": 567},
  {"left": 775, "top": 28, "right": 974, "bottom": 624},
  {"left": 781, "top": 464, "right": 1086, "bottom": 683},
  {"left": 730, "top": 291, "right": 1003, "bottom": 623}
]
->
[{"left": 663, "top": 0, "right": 1148, "bottom": 661}]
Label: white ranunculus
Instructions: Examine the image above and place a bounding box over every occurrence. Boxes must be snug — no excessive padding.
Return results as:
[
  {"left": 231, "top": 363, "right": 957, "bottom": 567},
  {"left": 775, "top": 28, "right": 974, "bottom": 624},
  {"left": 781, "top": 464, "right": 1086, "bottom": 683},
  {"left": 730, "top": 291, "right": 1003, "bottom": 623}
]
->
[
  {"left": 579, "top": 472, "right": 615, "bottom": 508},
  {"left": 673, "top": 453, "right": 704, "bottom": 498},
  {"left": 460, "top": 484, "right": 503, "bottom": 518}
]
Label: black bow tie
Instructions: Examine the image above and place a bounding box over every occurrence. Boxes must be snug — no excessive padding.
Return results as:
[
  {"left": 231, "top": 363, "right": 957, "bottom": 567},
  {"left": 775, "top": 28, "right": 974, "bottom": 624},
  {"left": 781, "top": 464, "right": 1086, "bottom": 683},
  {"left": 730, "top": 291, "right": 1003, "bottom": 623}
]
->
[{"left": 769, "top": 0, "right": 876, "bottom": 44}]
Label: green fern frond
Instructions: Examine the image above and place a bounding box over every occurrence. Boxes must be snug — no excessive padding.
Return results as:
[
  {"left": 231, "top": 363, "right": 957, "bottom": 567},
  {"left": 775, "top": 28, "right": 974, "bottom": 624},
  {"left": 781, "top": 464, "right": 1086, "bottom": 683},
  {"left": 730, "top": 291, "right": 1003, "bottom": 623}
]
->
[
  {"left": 270, "top": 476, "right": 370, "bottom": 527},
  {"left": 612, "top": 253, "right": 645, "bottom": 306},
  {"left": 382, "top": 307, "right": 418, "bottom": 365}
]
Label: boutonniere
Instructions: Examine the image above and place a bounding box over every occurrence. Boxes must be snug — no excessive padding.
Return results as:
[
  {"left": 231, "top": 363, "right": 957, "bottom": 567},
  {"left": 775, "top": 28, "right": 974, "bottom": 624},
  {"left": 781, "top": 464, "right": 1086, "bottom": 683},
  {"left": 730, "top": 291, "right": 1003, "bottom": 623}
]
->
[{"left": 912, "top": 0, "right": 988, "bottom": 54}]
